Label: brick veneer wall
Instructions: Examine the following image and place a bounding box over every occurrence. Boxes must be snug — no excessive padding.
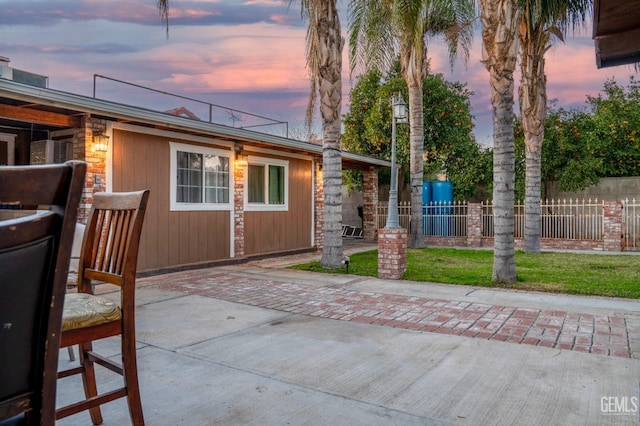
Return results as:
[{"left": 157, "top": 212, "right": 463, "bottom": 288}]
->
[
  {"left": 603, "top": 201, "right": 623, "bottom": 252},
  {"left": 467, "top": 203, "right": 482, "bottom": 247},
  {"left": 362, "top": 167, "right": 378, "bottom": 242},
  {"left": 378, "top": 228, "right": 407, "bottom": 279},
  {"left": 314, "top": 162, "right": 324, "bottom": 249},
  {"left": 74, "top": 116, "right": 107, "bottom": 224},
  {"left": 234, "top": 155, "right": 246, "bottom": 257}
]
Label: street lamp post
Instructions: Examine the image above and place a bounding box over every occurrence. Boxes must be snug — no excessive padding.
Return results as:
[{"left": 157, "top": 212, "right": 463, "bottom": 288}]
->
[{"left": 385, "top": 93, "right": 408, "bottom": 229}]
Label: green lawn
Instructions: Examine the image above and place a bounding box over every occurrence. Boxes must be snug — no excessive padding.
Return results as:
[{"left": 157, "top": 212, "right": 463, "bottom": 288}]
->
[{"left": 289, "top": 248, "right": 640, "bottom": 299}]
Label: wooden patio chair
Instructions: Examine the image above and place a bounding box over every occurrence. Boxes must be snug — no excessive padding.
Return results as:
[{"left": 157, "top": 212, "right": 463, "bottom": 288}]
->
[
  {"left": 0, "top": 161, "right": 86, "bottom": 426},
  {"left": 56, "top": 190, "right": 150, "bottom": 426}
]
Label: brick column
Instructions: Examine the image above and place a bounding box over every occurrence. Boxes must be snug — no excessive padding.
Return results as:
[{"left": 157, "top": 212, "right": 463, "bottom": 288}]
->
[
  {"left": 76, "top": 116, "right": 107, "bottom": 224},
  {"left": 378, "top": 228, "right": 407, "bottom": 280},
  {"left": 603, "top": 200, "right": 623, "bottom": 252},
  {"left": 233, "top": 155, "right": 246, "bottom": 257},
  {"left": 314, "top": 162, "right": 324, "bottom": 250},
  {"left": 467, "top": 203, "right": 482, "bottom": 247},
  {"left": 362, "top": 167, "right": 378, "bottom": 241}
]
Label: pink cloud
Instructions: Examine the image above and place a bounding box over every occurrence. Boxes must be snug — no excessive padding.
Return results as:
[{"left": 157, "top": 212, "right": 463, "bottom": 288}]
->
[
  {"left": 269, "top": 14, "right": 296, "bottom": 25},
  {"left": 244, "top": 0, "right": 286, "bottom": 5},
  {"left": 113, "top": 22, "right": 309, "bottom": 93}
]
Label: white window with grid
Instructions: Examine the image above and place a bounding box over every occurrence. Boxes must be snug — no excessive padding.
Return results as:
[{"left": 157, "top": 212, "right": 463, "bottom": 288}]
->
[{"left": 170, "top": 142, "right": 231, "bottom": 211}]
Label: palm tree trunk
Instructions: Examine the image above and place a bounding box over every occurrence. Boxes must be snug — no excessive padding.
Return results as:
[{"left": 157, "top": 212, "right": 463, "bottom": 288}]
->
[
  {"left": 480, "top": 0, "right": 519, "bottom": 283},
  {"left": 491, "top": 80, "right": 517, "bottom": 283},
  {"left": 402, "top": 41, "right": 427, "bottom": 249},
  {"left": 519, "top": 32, "right": 547, "bottom": 254},
  {"left": 321, "top": 119, "right": 344, "bottom": 268},
  {"left": 408, "top": 80, "right": 426, "bottom": 248},
  {"left": 316, "top": 1, "right": 345, "bottom": 269},
  {"left": 524, "top": 145, "right": 542, "bottom": 251}
]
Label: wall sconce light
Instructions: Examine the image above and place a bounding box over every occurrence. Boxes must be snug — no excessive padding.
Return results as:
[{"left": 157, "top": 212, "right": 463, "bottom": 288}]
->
[
  {"left": 93, "top": 131, "right": 109, "bottom": 152},
  {"left": 234, "top": 143, "right": 247, "bottom": 167},
  {"left": 235, "top": 154, "right": 247, "bottom": 168}
]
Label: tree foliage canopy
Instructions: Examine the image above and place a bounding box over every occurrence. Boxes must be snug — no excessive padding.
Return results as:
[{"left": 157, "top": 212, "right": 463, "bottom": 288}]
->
[
  {"left": 342, "top": 66, "right": 491, "bottom": 200},
  {"left": 514, "top": 77, "right": 640, "bottom": 200}
]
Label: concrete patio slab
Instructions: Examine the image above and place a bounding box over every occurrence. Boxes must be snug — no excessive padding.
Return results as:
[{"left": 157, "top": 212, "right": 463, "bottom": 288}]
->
[
  {"left": 184, "top": 311, "right": 639, "bottom": 426},
  {"left": 54, "top": 245, "right": 640, "bottom": 425},
  {"left": 135, "top": 295, "right": 290, "bottom": 350},
  {"left": 57, "top": 343, "right": 446, "bottom": 426}
]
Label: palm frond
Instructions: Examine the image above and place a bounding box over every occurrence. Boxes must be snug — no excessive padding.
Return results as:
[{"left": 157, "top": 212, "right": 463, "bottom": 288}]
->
[
  {"left": 349, "top": 0, "right": 396, "bottom": 76},
  {"left": 156, "top": 0, "right": 170, "bottom": 38},
  {"left": 298, "top": 0, "right": 321, "bottom": 131}
]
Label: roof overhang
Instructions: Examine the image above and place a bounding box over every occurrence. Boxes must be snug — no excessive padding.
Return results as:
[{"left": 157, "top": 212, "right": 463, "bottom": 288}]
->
[
  {"left": 0, "top": 78, "right": 390, "bottom": 170},
  {"left": 593, "top": 0, "right": 640, "bottom": 68}
]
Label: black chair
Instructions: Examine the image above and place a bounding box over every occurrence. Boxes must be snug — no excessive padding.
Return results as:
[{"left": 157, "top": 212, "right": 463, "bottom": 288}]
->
[{"left": 0, "top": 161, "right": 86, "bottom": 425}]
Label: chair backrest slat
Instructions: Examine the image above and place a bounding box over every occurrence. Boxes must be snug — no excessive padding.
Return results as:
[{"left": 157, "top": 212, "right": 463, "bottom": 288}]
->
[
  {"left": 89, "top": 209, "right": 105, "bottom": 272},
  {"left": 98, "top": 210, "right": 113, "bottom": 272},
  {"left": 112, "top": 210, "right": 127, "bottom": 274}
]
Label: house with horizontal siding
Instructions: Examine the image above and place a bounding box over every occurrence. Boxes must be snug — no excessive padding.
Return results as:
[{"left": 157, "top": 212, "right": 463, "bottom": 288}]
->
[{"left": 0, "top": 61, "right": 388, "bottom": 273}]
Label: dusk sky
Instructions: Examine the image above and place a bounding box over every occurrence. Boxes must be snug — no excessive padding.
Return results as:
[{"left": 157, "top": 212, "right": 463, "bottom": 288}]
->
[{"left": 1, "top": 0, "right": 636, "bottom": 146}]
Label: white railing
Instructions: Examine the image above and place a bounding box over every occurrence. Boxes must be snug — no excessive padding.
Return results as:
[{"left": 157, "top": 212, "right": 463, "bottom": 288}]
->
[
  {"left": 423, "top": 202, "right": 467, "bottom": 237},
  {"left": 623, "top": 198, "right": 640, "bottom": 251},
  {"left": 374, "top": 198, "right": 640, "bottom": 250},
  {"left": 376, "top": 201, "right": 467, "bottom": 237},
  {"left": 482, "top": 199, "right": 604, "bottom": 240},
  {"left": 376, "top": 199, "right": 605, "bottom": 240},
  {"left": 377, "top": 201, "right": 412, "bottom": 230}
]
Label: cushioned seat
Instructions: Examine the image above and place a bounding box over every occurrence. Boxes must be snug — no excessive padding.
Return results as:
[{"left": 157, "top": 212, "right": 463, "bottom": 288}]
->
[{"left": 62, "top": 293, "right": 122, "bottom": 332}]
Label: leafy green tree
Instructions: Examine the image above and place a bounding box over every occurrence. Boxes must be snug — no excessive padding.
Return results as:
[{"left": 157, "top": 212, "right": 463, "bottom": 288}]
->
[
  {"left": 343, "top": 68, "right": 490, "bottom": 201},
  {"left": 343, "top": 69, "right": 409, "bottom": 167},
  {"left": 540, "top": 106, "right": 601, "bottom": 193},
  {"left": 513, "top": 78, "right": 640, "bottom": 201},
  {"left": 586, "top": 77, "right": 640, "bottom": 177},
  {"left": 342, "top": 68, "right": 409, "bottom": 193},
  {"left": 422, "top": 74, "right": 480, "bottom": 198},
  {"left": 515, "top": 106, "right": 600, "bottom": 200}
]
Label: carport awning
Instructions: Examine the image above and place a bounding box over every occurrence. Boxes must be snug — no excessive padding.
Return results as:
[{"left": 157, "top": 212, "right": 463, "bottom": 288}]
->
[{"left": 593, "top": 0, "right": 640, "bottom": 68}]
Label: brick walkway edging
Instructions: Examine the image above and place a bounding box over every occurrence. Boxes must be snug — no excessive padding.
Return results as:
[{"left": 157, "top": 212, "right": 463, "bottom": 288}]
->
[{"left": 141, "top": 269, "right": 634, "bottom": 359}]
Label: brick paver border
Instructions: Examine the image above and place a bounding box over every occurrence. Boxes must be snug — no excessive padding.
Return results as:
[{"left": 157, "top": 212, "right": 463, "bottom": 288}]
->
[{"left": 141, "top": 270, "right": 633, "bottom": 359}]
